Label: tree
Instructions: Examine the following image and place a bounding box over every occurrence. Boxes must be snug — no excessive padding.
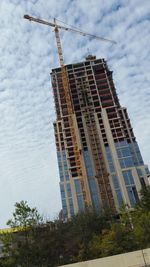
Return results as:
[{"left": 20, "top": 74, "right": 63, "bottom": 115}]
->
[
  {"left": 136, "top": 186, "right": 150, "bottom": 212},
  {"left": 0, "top": 201, "right": 43, "bottom": 267},
  {"left": 99, "top": 223, "right": 137, "bottom": 257},
  {"left": 70, "top": 209, "right": 110, "bottom": 262},
  {"left": 133, "top": 211, "right": 150, "bottom": 248},
  {"left": 1, "top": 190, "right": 150, "bottom": 267},
  {"left": 132, "top": 187, "right": 150, "bottom": 249},
  {"left": 7, "top": 200, "right": 42, "bottom": 228}
]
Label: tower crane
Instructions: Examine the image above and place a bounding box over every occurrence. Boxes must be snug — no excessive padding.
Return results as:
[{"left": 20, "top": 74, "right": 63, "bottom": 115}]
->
[{"left": 24, "top": 14, "right": 116, "bottom": 209}]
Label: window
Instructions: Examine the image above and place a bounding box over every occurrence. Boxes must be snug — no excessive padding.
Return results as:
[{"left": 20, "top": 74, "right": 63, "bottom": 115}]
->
[
  {"left": 67, "top": 183, "right": 72, "bottom": 198},
  {"left": 106, "top": 152, "right": 112, "bottom": 161},
  {"left": 145, "top": 167, "right": 150, "bottom": 174},
  {"left": 65, "top": 172, "right": 69, "bottom": 181},
  {"left": 62, "top": 199, "right": 67, "bottom": 208},
  {"left": 105, "top": 146, "right": 115, "bottom": 173},
  {"left": 59, "top": 170, "right": 64, "bottom": 181},
  {"left": 92, "top": 194, "right": 100, "bottom": 211},
  {"left": 122, "top": 147, "right": 131, "bottom": 157},
  {"left": 60, "top": 184, "right": 65, "bottom": 199},
  {"left": 117, "top": 147, "right": 131, "bottom": 158},
  {"left": 124, "top": 157, "right": 134, "bottom": 168},
  {"left": 89, "top": 179, "right": 98, "bottom": 194},
  {"left": 116, "top": 189, "right": 123, "bottom": 207},
  {"left": 129, "top": 142, "right": 144, "bottom": 166},
  {"left": 140, "top": 177, "right": 146, "bottom": 189},
  {"left": 127, "top": 187, "right": 138, "bottom": 206},
  {"left": 67, "top": 198, "right": 74, "bottom": 215},
  {"left": 58, "top": 165, "right": 63, "bottom": 171},
  {"left": 77, "top": 195, "right": 85, "bottom": 212},
  {"left": 70, "top": 207, "right": 74, "bottom": 216},
  {"left": 112, "top": 175, "right": 123, "bottom": 207},
  {"left": 119, "top": 159, "right": 126, "bottom": 169},
  {"left": 136, "top": 168, "right": 142, "bottom": 177},
  {"left": 117, "top": 149, "right": 122, "bottom": 158},
  {"left": 119, "top": 157, "right": 134, "bottom": 168},
  {"left": 123, "top": 170, "right": 139, "bottom": 206},
  {"left": 86, "top": 166, "right": 94, "bottom": 177},
  {"left": 112, "top": 175, "right": 120, "bottom": 189},
  {"left": 64, "top": 163, "right": 68, "bottom": 170},
  {"left": 123, "top": 170, "right": 134, "bottom": 186},
  {"left": 57, "top": 153, "right": 62, "bottom": 160},
  {"left": 69, "top": 198, "right": 73, "bottom": 207},
  {"left": 109, "top": 162, "right": 115, "bottom": 173},
  {"left": 75, "top": 180, "right": 81, "bottom": 194},
  {"left": 115, "top": 140, "right": 127, "bottom": 148},
  {"left": 83, "top": 151, "right": 94, "bottom": 178}
]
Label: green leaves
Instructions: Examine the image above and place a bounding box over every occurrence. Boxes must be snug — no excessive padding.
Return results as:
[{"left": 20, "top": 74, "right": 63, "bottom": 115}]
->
[
  {"left": 7, "top": 201, "right": 43, "bottom": 229},
  {"left": 1, "top": 201, "right": 43, "bottom": 267},
  {"left": 136, "top": 186, "right": 150, "bottom": 212},
  {"left": 1, "top": 189, "right": 150, "bottom": 266}
]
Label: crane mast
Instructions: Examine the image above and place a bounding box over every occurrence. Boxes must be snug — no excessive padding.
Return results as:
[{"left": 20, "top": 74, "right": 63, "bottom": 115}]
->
[
  {"left": 24, "top": 15, "right": 116, "bottom": 210},
  {"left": 53, "top": 19, "right": 65, "bottom": 67},
  {"left": 53, "top": 20, "right": 91, "bottom": 206}
]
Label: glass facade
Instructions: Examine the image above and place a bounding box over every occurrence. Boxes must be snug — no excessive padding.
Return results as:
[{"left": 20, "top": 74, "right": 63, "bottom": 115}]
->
[
  {"left": 58, "top": 140, "right": 148, "bottom": 215},
  {"left": 57, "top": 151, "right": 70, "bottom": 182},
  {"left": 123, "top": 170, "right": 139, "bottom": 206},
  {"left": 74, "top": 179, "right": 85, "bottom": 212},
  {"left": 116, "top": 141, "right": 134, "bottom": 169},
  {"left": 83, "top": 150, "right": 94, "bottom": 178},
  {"left": 62, "top": 199, "right": 67, "bottom": 217},
  {"left": 105, "top": 141, "right": 145, "bottom": 174},
  {"left": 129, "top": 142, "right": 144, "bottom": 166},
  {"left": 105, "top": 140, "right": 147, "bottom": 207},
  {"left": 105, "top": 146, "right": 115, "bottom": 173},
  {"left": 57, "top": 150, "right": 75, "bottom": 216},
  {"left": 112, "top": 174, "right": 123, "bottom": 207},
  {"left": 83, "top": 150, "right": 101, "bottom": 211}
]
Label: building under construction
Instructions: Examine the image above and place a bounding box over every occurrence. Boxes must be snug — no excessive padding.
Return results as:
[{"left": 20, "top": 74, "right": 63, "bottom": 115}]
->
[{"left": 51, "top": 55, "right": 149, "bottom": 218}]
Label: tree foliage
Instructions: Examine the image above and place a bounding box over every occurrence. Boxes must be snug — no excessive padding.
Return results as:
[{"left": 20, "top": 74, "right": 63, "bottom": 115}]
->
[
  {"left": 0, "top": 201, "right": 43, "bottom": 267},
  {"left": 0, "top": 188, "right": 150, "bottom": 266},
  {"left": 7, "top": 201, "right": 42, "bottom": 229}
]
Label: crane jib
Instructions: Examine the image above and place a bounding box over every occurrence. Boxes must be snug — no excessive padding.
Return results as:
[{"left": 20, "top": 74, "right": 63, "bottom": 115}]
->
[{"left": 23, "top": 14, "right": 116, "bottom": 44}]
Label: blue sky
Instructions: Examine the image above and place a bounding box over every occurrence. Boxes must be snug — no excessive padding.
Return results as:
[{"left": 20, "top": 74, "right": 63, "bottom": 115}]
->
[{"left": 0, "top": 0, "right": 149, "bottom": 228}]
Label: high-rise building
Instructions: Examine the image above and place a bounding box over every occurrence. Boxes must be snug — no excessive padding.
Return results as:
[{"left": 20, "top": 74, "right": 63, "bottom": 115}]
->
[{"left": 51, "top": 55, "right": 149, "bottom": 218}]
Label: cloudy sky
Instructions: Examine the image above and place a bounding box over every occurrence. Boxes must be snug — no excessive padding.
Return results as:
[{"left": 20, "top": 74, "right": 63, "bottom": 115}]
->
[{"left": 0, "top": 0, "right": 149, "bottom": 228}]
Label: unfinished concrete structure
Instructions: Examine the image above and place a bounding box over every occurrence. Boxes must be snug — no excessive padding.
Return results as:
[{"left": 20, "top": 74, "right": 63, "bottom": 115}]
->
[{"left": 51, "top": 56, "right": 149, "bottom": 218}]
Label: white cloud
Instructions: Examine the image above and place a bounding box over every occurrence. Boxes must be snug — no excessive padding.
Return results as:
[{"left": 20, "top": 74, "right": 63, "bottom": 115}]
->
[{"left": 0, "top": 0, "right": 149, "bottom": 228}]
